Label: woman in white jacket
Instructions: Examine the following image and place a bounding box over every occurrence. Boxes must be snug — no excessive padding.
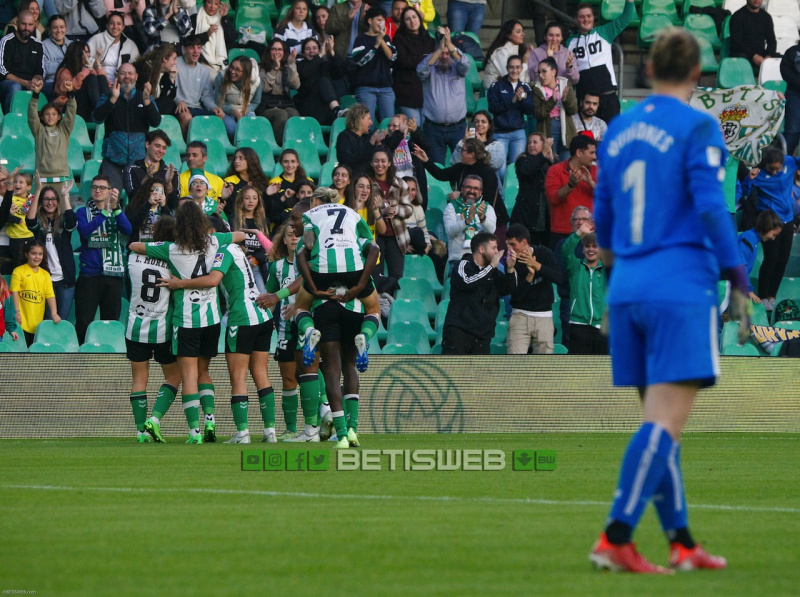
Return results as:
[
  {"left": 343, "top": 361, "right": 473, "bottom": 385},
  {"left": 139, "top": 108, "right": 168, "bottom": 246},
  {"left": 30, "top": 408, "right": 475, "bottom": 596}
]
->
[
  {"left": 87, "top": 12, "right": 140, "bottom": 84},
  {"left": 482, "top": 20, "right": 530, "bottom": 90}
]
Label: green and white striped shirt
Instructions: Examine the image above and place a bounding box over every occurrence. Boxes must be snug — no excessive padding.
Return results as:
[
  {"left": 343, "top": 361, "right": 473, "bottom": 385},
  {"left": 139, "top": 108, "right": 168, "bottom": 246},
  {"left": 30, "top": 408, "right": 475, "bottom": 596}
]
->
[
  {"left": 145, "top": 233, "right": 233, "bottom": 329},
  {"left": 213, "top": 244, "right": 271, "bottom": 327},
  {"left": 267, "top": 256, "right": 297, "bottom": 350},
  {"left": 302, "top": 204, "right": 373, "bottom": 273},
  {"left": 126, "top": 253, "right": 172, "bottom": 343}
]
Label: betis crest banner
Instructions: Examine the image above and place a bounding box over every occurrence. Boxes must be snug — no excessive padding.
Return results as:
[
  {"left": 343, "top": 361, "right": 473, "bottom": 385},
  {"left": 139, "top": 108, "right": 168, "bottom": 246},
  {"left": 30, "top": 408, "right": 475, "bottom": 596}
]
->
[{"left": 690, "top": 85, "right": 785, "bottom": 167}]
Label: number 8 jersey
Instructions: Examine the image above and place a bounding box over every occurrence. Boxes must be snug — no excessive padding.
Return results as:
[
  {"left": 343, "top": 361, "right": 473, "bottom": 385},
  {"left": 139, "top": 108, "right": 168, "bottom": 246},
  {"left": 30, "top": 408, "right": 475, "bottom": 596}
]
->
[
  {"left": 302, "top": 204, "right": 374, "bottom": 273},
  {"left": 127, "top": 252, "right": 172, "bottom": 343}
]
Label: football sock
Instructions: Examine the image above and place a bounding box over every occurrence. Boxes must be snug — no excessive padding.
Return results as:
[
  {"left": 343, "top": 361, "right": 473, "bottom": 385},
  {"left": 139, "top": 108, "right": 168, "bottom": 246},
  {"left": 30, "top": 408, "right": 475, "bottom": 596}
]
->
[
  {"left": 317, "top": 371, "right": 328, "bottom": 416},
  {"left": 257, "top": 386, "right": 276, "bottom": 428},
  {"left": 296, "top": 311, "right": 314, "bottom": 337},
  {"left": 361, "top": 314, "right": 379, "bottom": 342},
  {"left": 182, "top": 393, "right": 201, "bottom": 432},
  {"left": 652, "top": 442, "right": 695, "bottom": 549},
  {"left": 282, "top": 388, "right": 298, "bottom": 432},
  {"left": 231, "top": 395, "right": 249, "bottom": 432},
  {"left": 344, "top": 394, "right": 359, "bottom": 431},
  {"left": 152, "top": 383, "right": 178, "bottom": 420},
  {"left": 299, "top": 374, "right": 320, "bottom": 426},
  {"left": 199, "top": 383, "right": 215, "bottom": 419},
  {"left": 606, "top": 422, "right": 674, "bottom": 544},
  {"left": 129, "top": 392, "right": 147, "bottom": 432},
  {"left": 332, "top": 410, "right": 347, "bottom": 441}
]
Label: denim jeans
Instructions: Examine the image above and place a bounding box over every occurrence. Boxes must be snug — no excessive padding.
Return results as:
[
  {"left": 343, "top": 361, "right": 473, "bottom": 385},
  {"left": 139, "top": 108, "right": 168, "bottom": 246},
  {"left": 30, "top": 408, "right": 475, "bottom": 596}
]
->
[
  {"left": 397, "top": 106, "right": 424, "bottom": 128},
  {"left": 446, "top": 1, "right": 485, "bottom": 35},
  {"left": 423, "top": 120, "right": 466, "bottom": 165},
  {"left": 785, "top": 89, "right": 800, "bottom": 156},
  {"left": 494, "top": 129, "right": 527, "bottom": 164},
  {"left": 354, "top": 86, "right": 396, "bottom": 130},
  {"left": 44, "top": 279, "right": 76, "bottom": 321},
  {"left": 0, "top": 79, "right": 23, "bottom": 113}
]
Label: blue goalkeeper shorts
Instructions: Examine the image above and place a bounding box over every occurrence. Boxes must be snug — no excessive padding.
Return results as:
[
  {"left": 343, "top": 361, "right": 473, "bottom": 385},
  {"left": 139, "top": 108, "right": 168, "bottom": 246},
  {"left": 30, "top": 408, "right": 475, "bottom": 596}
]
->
[{"left": 609, "top": 301, "right": 720, "bottom": 388}]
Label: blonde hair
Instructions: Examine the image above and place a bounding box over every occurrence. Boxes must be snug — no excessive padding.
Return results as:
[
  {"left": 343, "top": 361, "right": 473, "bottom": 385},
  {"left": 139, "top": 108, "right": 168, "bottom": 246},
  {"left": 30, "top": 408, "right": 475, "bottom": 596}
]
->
[
  {"left": 649, "top": 28, "right": 700, "bottom": 83},
  {"left": 232, "top": 185, "right": 269, "bottom": 234}
]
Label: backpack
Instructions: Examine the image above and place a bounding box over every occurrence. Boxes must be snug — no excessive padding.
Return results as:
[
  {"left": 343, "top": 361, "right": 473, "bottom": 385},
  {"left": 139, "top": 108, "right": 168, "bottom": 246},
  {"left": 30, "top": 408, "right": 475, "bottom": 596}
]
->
[
  {"left": 774, "top": 299, "right": 800, "bottom": 323},
  {"left": 452, "top": 34, "right": 483, "bottom": 64}
]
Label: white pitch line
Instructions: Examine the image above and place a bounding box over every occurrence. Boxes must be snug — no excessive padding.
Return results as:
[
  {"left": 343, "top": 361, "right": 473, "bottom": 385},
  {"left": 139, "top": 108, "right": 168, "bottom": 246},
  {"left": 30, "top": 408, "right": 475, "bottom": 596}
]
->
[{"left": 2, "top": 484, "right": 798, "bottom": 514}]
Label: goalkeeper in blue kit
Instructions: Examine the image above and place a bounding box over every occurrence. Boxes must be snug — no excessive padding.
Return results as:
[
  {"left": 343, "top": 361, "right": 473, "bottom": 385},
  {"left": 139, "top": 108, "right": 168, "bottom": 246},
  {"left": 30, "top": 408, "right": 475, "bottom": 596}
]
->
[{"left": 589, "top": 29, "right": 750, "bottom": 573}]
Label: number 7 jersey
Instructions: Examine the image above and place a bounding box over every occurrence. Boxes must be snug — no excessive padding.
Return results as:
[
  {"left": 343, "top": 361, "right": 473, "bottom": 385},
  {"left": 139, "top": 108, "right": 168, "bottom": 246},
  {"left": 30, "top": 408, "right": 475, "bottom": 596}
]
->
[{"left": 302, "top": 204, "right": 374, "bottom": 273}]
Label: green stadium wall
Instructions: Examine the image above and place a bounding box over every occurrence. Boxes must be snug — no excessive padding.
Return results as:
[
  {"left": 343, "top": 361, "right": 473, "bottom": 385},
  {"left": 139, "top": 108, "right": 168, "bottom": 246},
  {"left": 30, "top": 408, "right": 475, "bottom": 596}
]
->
[{"left": 1, "top": 355, "right": 799, "bottom": 438}]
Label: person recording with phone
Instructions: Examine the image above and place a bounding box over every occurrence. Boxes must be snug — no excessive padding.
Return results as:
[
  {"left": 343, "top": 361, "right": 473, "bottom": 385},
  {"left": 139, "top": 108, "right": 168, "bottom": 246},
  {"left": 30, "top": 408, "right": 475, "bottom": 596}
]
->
[{"left": 125, "top": 178, "right": 173, "bottom": 243}]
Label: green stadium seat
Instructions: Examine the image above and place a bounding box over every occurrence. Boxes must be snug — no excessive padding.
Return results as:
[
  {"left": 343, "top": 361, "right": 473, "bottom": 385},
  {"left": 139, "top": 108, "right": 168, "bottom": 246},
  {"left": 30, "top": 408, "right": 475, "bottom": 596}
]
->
[
  {"left": 493, "top": 320, "right": 508, "bottom": 342},
  {"left": 601, "top": 0, "right": 641, "bottom": 25},
  {"left": 387, "top": 298, "right": 437, "bottom": 342},
  {"left": 717, "top": 57, "right": 756, "bottom": 88},
  {"left": 339, "top": 95, "right": 357, "bottom": 110},
  {"left": 235, "top": 3, "right": 274, "bottom": 40},
  {"left": 71, "top": 115, "right": 93, "bottom": 154},
  {"left": 385, "top": 321, "right": 432, "bottom": 354},
  {"left": 0, "top": 135, "right": 35, "bottom": 172},
  {"left": 91, "top": 135, "right": 104, "bottom": 160},
  {"left": 442, "top": 276, "right": 451, "bottom": 300},
  {"left": 642, "top": 0, "right": 680, "bottom": 23},
  {"left": 475, "top": 96, "right": 489, "bottom": 114},
  {"left": 697, "top": 37, "right": 720, "bottom": 75},
  {"left": 9, "top": 90, "right": 47, "bottom": 115},
  {"left": 29, "top": 341, "right": 66, "bottom": 353},
  {"left": 328, "top": 117, "right": 347, "bottom": 161},
  {"left": 638, "top": 14, "right": 674, "bottom": 48},
  {"left": 318, "top": 160, "right": 336, "bottom": 186},
  {"left": 427, "top": 185, "right": 448, "bottom": 211},
  {"left": 426, "top": 207, "right": 445, "bottom": 242},
  {"left": 770, "top": 342, "right": 784, "bottom": 356},
  {"left": 683, "top": 0, "right": 716, "bottom": 16},
  {"left": 553, "top": 343, "right": 568, "bottom": 354},
  {"left": 382, "top": 342, "right": 419, "bottom": 354},
  {"left": 1, "top": 112, "right": 33, "bottom": 140},
  {"left": 430, "top": 343, "right": 442, "bottom": 354},
  {"left": 284, "top": 116, "right": 328, "bottom": 157},
  {"left": 763, "top": 80, "right": 788, "bottom": 93},
  {"left": 250, "top": 0, "right": 278, "bottom": 19},
  {"left": 723, "top": 343, "right": 761, "bottom": 356},
  {"left": 152, "top": 114, "right": 186, "bottom": 155},
  {"left": 80, "top": 160, "right": 103, "bottom": 200},
  {"left": 720, "top": 319, "right": 742, "bottom": 348},
  {"left": 79, "top": 342, "right": 117, "bottom": 353},
  {"left": 775, "top": 320, "right": 800, "bottom": 331},
  {"left": 435, "top": 299, "right": 450, "bottom": 331},
  {"left": 68, "top": 136, "right": 85, "bottom": 178},
  {"left": 188, "top": 115, "right": 236, "bottom": 155},
  {"left": 282, "top": 138, "right": 322, "bottom": 181},
  {"left": 397, "top": 277, "right": 437, "bottom": 319},
  {"left": 403, "top": 254, "right": 444, "bottom": 297},
  {"left": 503, "top": 163, "right": 518, "bottom": 211},
  {"left": 376, "top": 317, "right": 388, "bottom": 342},
  {"left": 751, "top": 301, "right": 769, "bottom": 326},
  {"left": 235, "top": 116, "right": 280, "bottom": 157},
  {"left": 683, "top": 13, "right": 721, "bottom": 49},
  {"left": 427, "top": 171, "right": 453, "bottom": 196},
  {"left": 466, "top": 81, "right": 478, "bottom": 117},
  {"left": 85, "top": 320, "right": 126, "bottom": 352},
  {"left": 228, "top": 47, "right": 262, "bottom": 63},
  {"left": 1, "top": 331, "right": 28, "bottom": 351},
  {"left": 490, "top": 341, "right": 506, "bottom": 354},
  {"left": 236, "top": 137, "right": 276, "bottom": 173},
  {"left": 34, "top": 320, "right": 80, "bottom": 351},
  {"left": 203, "top": 138, "right": 233, "bottom": 177},
  {"left": 620, "top": 98, "right": 639, "bottom": 113},
  {"left": 464, "top": 53, "right": 483, "bottom": 93},
  {"left": 367, "top": 340, "right": 382, "bottom": 354}
]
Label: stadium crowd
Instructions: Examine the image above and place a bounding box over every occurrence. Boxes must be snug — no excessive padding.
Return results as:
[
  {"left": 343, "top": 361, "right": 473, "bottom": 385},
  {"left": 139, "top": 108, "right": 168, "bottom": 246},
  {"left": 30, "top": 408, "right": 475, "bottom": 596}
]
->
[{"left": 0, "top": 0, "right": 798, "bottom": 363}]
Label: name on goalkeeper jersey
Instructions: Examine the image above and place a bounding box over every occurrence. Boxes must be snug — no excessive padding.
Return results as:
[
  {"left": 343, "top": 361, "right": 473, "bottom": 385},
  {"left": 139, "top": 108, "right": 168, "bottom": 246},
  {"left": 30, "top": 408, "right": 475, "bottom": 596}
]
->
[{"left": 607, "top": 123, "right": 674, "bottom": 157}]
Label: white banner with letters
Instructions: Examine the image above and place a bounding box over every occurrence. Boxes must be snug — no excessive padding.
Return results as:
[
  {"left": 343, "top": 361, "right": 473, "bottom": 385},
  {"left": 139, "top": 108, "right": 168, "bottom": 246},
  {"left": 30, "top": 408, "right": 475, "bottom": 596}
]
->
[{"left": 690, "top": 85, "right": 785, "bottom": 167}]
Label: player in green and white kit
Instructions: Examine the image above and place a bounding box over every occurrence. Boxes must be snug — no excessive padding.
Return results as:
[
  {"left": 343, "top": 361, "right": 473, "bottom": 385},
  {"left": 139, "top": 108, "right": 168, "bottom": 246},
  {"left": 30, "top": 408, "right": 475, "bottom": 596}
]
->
[
  {"left": 126, "top": 217, "right": 181, "bottom": 443},
  {"left": 130, "top": 201, "right": 245, "bottom": 444},
  {"left": 161, "top": 236, "right": 277, "bottom": 444},
  {"left": 295, "top": 188, "right": 380, "bottom": 449},
  {"left": 293, "top": 188, "right": 382, "bottom": 376}
]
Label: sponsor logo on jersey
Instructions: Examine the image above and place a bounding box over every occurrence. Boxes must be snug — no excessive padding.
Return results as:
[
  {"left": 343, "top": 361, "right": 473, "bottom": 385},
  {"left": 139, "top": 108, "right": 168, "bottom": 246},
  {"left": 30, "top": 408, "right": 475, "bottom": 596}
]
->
[
  {"left": 213, "top": 252, "right": 224, "bottom": 267},
  {"left": 19, "top": 290, "right": 43, "bottom": 303}
]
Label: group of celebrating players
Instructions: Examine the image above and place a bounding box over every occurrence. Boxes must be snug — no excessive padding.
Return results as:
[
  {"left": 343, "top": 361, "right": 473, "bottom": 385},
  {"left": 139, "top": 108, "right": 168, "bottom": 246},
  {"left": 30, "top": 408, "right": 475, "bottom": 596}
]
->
[
  {"left": 121, "top": 26, "right": 753, "bottom": 574},
  {"left": 125, "top": 186, "right": 378, "bottom": 450}
]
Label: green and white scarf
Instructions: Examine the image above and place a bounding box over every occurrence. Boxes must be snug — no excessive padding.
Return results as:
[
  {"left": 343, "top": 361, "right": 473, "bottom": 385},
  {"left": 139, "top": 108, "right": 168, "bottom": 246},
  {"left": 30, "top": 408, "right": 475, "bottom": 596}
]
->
[
  {"left": 451, "top": 197, "right": 485, "bottom": 242},
  {"left": 85, "top": 202, "right": 125, "bottom": 277}
]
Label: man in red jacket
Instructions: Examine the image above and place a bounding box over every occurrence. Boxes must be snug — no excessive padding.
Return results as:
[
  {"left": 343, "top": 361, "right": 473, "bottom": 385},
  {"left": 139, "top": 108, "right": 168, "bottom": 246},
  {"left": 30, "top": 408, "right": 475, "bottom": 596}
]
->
[{"left": 544, "top": 134, "right": 597, "bottom": 250}]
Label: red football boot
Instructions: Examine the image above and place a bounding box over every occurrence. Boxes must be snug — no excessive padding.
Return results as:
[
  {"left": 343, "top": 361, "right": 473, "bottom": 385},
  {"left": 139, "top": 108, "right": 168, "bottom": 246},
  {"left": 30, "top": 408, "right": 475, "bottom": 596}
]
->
[
  {"left": 590, "top": 533, "right": 674, "bottom": 574},
  {"left": 670, "top": 543, "right": 728, "bottom": 571}
]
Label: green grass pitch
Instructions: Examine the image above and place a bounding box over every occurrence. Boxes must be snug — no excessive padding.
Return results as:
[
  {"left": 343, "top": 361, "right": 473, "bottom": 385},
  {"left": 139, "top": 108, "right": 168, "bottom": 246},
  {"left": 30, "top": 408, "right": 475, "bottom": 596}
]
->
[{"left": 1, "top": 433, "right": 798, "bottom": 596}]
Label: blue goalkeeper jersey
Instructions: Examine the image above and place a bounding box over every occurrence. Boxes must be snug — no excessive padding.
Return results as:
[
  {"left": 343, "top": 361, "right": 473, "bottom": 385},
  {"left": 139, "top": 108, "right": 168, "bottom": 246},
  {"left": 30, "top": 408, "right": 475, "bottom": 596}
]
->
[{"left": 594, "top": 95, "right": 742, "bottom": 305}]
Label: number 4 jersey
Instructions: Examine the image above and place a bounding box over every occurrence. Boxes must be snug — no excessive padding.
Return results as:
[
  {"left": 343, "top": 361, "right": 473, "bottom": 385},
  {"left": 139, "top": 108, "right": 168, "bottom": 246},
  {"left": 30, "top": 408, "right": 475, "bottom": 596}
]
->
[
  {"left": 145, "top": 232, "right": 233, "bottom": 329},
  {"left": 212, "top": 243, "right": 272, "bottom": 327},
  {"left": 127, "top": 253, "right": 172, "bottom": 343},
  {"left": 302, "top": 204, "right": 374, "bottom": 273}
]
